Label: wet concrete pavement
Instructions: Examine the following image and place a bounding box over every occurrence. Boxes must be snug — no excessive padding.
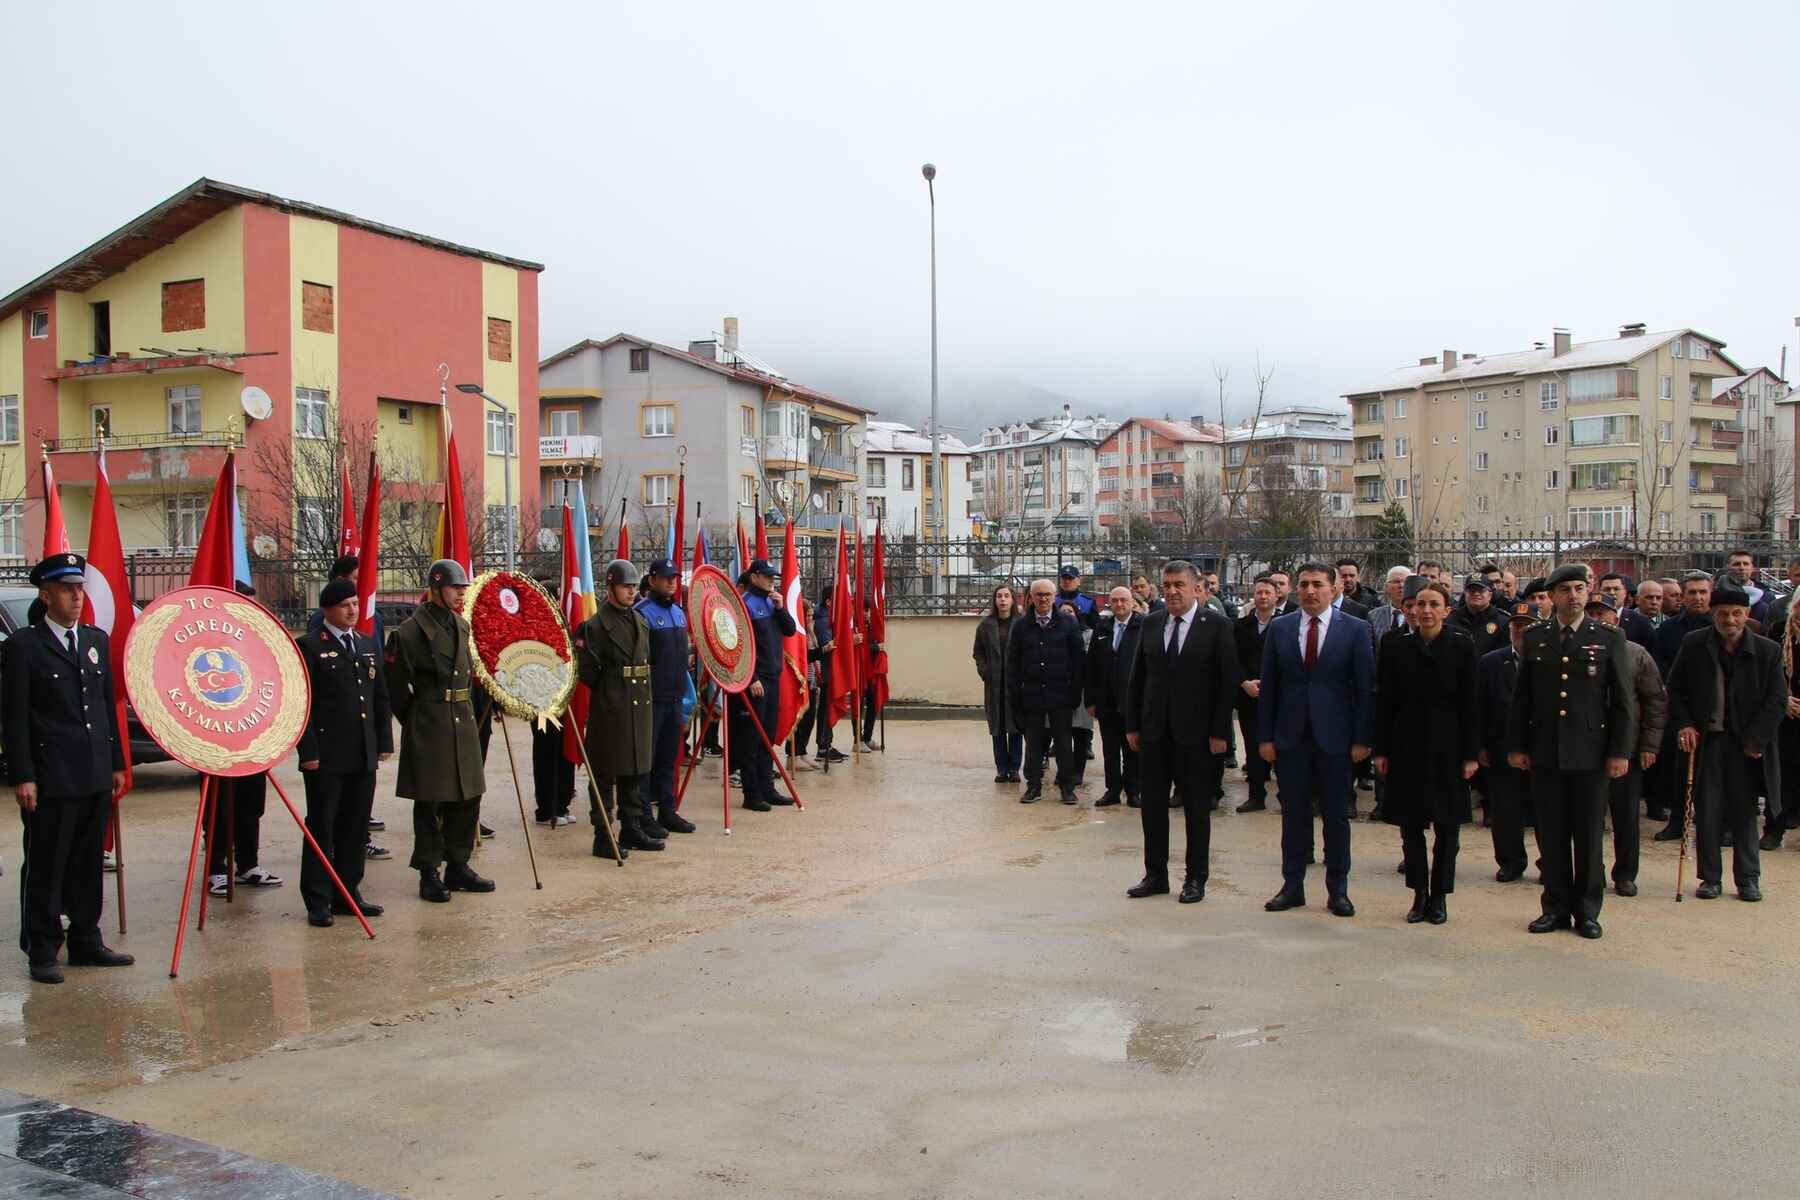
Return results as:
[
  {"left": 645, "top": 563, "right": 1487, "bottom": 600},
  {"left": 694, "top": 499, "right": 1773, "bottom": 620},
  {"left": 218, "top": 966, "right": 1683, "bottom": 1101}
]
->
[{"left": 4, "top": 722, "right": 1800, "bottom": 1197}]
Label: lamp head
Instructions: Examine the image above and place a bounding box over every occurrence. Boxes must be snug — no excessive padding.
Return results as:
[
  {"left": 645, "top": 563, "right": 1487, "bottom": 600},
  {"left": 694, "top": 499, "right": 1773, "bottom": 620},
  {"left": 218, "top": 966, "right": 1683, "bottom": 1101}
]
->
[
  {"left": 921, "top": 163, "right": 936, "bottom": 182},
  {"left": 455, "top": 382, "right": 483, "bottom": 395}
]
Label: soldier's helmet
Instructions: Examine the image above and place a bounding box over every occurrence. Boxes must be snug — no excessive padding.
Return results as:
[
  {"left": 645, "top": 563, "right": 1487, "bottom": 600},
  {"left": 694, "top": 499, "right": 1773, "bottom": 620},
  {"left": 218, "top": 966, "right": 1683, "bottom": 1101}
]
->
[
  {"left": 605, "top": 559, "right": 640, "bottom": 587},
  {"left": 427, "top": 559, "right": 470, "bottom": 589}
]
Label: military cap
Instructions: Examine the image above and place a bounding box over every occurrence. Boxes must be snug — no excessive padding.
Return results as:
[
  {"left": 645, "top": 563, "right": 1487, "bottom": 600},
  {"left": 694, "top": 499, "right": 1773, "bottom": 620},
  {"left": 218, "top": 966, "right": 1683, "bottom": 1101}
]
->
[
  {"left": 320, "top": 578, "right": 358, "bottom": 608},
  {"left": 1546, "top": 564, "right": 1590, "bottom": 590},
  {"left": 647, "top": 558, "right": 679, "bottom": 579},
  {"left": 605, "top": 558, "right": 639, "bottom": 587},
  {"left": 29, "top": 553, "right": 85, "bottom": 587},
  {"left": 1584, "top": 593, "right": 1619, "bottom": 613},
  {"left": 1523, "top": 576, "right": 1548, "bottom": 598},
  {"left": 1506, "top": 600, "right": 1538, "bottom": 623}
]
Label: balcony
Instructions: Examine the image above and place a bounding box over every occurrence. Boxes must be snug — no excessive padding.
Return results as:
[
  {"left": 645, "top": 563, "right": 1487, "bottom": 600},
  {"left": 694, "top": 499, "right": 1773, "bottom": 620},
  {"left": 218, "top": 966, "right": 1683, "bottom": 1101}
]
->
[
  {"left": 1352, "top": 459, "right": 1384, "bottom": 478},
  {"left": 780, "top": 508, "right": 855, "bottom": 533},
  {"left": 538, "top": 433, "right": 602, "bottom": 466},
  {"left": 811, "top": 449, "right": 857, "bottom": 479},
  {"left": 1689, "top": 401, "right": 1737, "bottom": 422},
  {"left": 45, "top": 428, "right": 241, "bottom": 454},
  {"left": 1690, "top": 445, "right": 1737, "bottom": 466},
  {"left": 1688, "top": 487, "right": 1728, "bottom": 508}
]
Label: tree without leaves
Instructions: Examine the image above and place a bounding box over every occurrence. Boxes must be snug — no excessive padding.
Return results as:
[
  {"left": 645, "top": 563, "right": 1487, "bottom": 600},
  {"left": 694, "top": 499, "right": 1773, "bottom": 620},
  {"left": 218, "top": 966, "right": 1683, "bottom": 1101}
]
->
[{"left": 1737, "top": 434, "right": 1794, "bottom": 535}]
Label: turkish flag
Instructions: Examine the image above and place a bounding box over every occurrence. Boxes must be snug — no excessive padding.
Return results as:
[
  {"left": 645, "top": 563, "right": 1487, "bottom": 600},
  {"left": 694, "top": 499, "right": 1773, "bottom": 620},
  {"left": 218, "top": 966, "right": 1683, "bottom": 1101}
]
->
[
  {"left": 354, "top": 450, "right": 381, "bottom": 636},
  {"left": 867, "top": 524, "right": 889, "bottom": 712},
  {"left": 81, "top": 448, "right": 134, "bottom": 796},
  {"left": 338, "top": 459, "right": 359, "bottom": 559},
  {"left": 188, "top": 454, "right": 238, "bottom": 589},
  {"left": 42, "top": 458, "right": 70, "bottom": 557},
  {"left": 775, "top": 529, "right": 808, "bottom": 743},
  {"left": 827, "top": 523, "right": 858, "bottom": 726}
]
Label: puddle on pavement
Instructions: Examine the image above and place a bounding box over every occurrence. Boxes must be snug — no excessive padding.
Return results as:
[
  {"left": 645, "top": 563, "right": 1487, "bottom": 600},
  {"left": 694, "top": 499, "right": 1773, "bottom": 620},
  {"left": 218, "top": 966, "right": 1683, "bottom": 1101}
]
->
[{"left": 1046, "top": 999, "right": 1285, "bottom": 1073}]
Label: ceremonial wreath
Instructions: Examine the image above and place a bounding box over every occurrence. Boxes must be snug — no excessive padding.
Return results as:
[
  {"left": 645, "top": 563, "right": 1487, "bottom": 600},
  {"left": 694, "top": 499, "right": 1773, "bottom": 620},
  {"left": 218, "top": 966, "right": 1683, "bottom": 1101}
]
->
[{"left": 465, "top": 570, "right": 577, "bottom": 723}]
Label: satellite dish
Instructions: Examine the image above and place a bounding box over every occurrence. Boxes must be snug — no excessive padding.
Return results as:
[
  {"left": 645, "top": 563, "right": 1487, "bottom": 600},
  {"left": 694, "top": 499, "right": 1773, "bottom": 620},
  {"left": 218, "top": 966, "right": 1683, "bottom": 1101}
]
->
[
  {"left": 252, "top": 534, "right": 278, "bottom": 559},
  {"left": 240, "top": 386, "right": 273, "bottom": 421},
  {"left": 809, "top": 492, "right": 824, "bottom": 510},
  {"left": 809, "top": 426, "right": 823, "bottom": 441}
]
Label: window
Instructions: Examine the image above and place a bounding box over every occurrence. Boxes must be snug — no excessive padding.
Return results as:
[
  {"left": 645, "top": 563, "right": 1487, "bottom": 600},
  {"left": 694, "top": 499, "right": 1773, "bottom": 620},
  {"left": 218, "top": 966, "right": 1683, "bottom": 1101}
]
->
[
  {"left": 397, "top": 405, "right": 413, "bottom": 425},
  {"left": 1567, "top": 506, "right": 1627, "bottom": 535},
  {"left": 1475, "top": 410, "right": 1487, "bottom": 430},
  {"left": 867, "top": 457, "right": 886, "bottom": 487},
  {"left": 1361, "top": 401, "right": 1383, "bottom": 422},
  {"left": 1393, "top": 477, "right": 1409, "bottom": 498},
  {"left": 641, "top": 404, "right": 674, "bottom": 437},
  {"left": 1658, "top": 512, "right": 1671, "bottom": 532},
  {"left": 1690, "top": 339, "right": 1711, "bottom": 361},
  {"left": 296, "top": 497, "right": 328, "bottom": 548},
  {"left": 484, "top": 504, "right": 517, "bottom": 554},
  {"left": 546, "top": 477, "right": 577, "bottom": 508},
  {"left": 1699, "top": 512, "right": 1717, "bottom": 533},
  {"left": 1660, "top": 375, "right": 1672, "bottom": 400},
  {"left": 739, "top": 475, "right": 756, "bottom": 507},
  {"left": 1570, "top": 463, "right": 1626, "bottom": 491},
  {"left": 1227, "top": 445, "right": 1245, "bottom": 465},
  {"left": 1568, "top": 415, "right": 1637, "bottom": 447},
  {"left": 1474, "top": 451, "right": 1489, "bottom": 470},
  {"left": 1672, "top": 339, "right": 1684, "bottom": 359},
  {"left": 0, "top": 395, "right": 16, "bottom": 445},
  {"left": 91, "top": 301, "right": 110, "bottom": 356},
  {"left": 1476, "top": 495, "right": 1489, "bottom": 513},
  {"left": 1393, "top": 396, "right": 1408, "bottom": 419},
  {"left": 161, "top": 279, "right": 205, "bottom": 332},
  {"left": 166, "top": 495, "right": 206, "bottom": 550},
  {"left": 90, "top": 406, "right": 111, "bottom": 441},
  {"left": 295, "top": 386, "right": 329, "bottom": 439},
  {"left": 28, "top": 310, "right": 48, "bottom": 339},
  {"left": 1659, "top": 421, "right": 1673, "bottom": 443},
  {"left": 1329, "top": 442, "right": 1343, "bottom": 459},
  {"left": 1473, "top": 390, "right": 1487, "bottom": 403},
  {"left": 740, "top": 405, "right": 756, "bottom": 439},
  {"left": 1544, "top": 515, "right": 1555, "bottom": 533},
  {"left": 642, "top": 473, "right": 672, "bottom": 506},
  {"left": 1689, "top": 468, "right": 1701, "bottom": 490},
  {"left": 901, "top": 460, "right": 915, "bottom": 491},
  {"left": 486, "top": 317, "right": 513, "bottom": 363},
  {"left": 301, "top": 281, "right": 334, "bottom": 333},
  {"left": 485, "top": 408, "right": 517, "bottom": 455},
  {"left": 0, "top": 501, "right": 19, "bottom": 557},
  {"left": 1546, "top": 469, "right": 1560, "bottom": 490},
  {"left": 1544, "top": 424, "right": 1559, "bottom": 445},
  {"left": 1539, "top": 381, "right": 1560, "bottom": 409},
  {"left": 787, "top": 406, "right": 808, "bottom": 441},
  {"left": 167, "top": 385, "right": 201, "bottom": 435},
  {"left": 1393, "top": 436, "right": 1408, "bottom": 458},
  {"left": 548, "top": 409, "right": 579, "bottom": 436},
  {"left": 628, "top": 347, "right": 651, "bottom": 372},
  {"left": 1689, "top": 379, "right": 1700, "bottom": 401}
]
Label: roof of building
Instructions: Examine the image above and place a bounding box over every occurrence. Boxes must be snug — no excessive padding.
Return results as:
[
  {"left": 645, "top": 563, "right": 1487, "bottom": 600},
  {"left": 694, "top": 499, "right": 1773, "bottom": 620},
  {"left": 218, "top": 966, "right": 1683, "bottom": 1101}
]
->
[
  {"left": 1225, "top": 414, "right": 1353, "bottom": 443},
  {"left": 1343, "top": 328, "right": 1742, "bottom": 397},
  {"left": 1101, "top": 416, "right": 1225, "bottom": 444},
  {"left": 866, "top": 421, "right": 972, "bottom": 455},
  {"left": 539, "top": 334, "right": 873, "bottom": 415},
  {"left": 976, "top": 413, "right": 1119, "bottom": 450},
  {"left": 1712, "top": 367, "right": 1787, "bottom": 395},
  {"left": 0, "top": 177, "right": 543, "bottom": 322}
]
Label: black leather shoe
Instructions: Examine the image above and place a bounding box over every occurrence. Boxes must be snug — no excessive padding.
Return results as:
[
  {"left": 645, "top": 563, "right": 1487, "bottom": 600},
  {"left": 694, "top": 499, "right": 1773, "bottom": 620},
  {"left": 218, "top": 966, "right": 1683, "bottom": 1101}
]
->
[
  {"left": 1739, "top": 882, "right": 1763, "bottom": 902},
  {"left": 1527, "top": 913, "right": 1568, "bottom": 934},
  {"left": 1125, "top": 793, "right": 1140, "bottom": 808},
  {"left": 1695, "top": 881, "right": 1721, "bottom": 900},
  {"left": 1264, "top": 888, "right": 1306, "bottom": 912},
  {"left": 1653, "top": 825, "right": 1683, "bottom": 842},
  {"left": 29, "top": 961, "right": 63, "bottom": 984},
  {"left": 766, "top": 793, "right": 797, "bottom": 807},
  {"left": 619, "top": 824, "right": 666, "bottom": 852},
  {"left": 1395, "top": 860, "right": 1405, "bottom": 874},
  {"left": 1059, "top": 785, "right": 1078, "bottom": 805},
  {"left": 419, "top": 868, "right": 451, "bottom": 902},
  {"left": 308, "top": 910, "right": 335, "bottom": 928},
  {"left": 1575, "top": 918, "right": 1603, "bottom": 940},
  {"left": 1235, "top": 798, "right": 1266, "bottom": 813},
  {"left": 332, "top": 898, "right": 384, "bottom": 917},
  {"left": 1496, "top": 867, "right": 1524, "bottom": 883},
  {"left": 1126, "top": 875, "right": 1170, "bottom": 899},
  {"left": 1367, "top": 805, "right": 1385, "bottom": 822},
  {"left": 1614, "top": 880, "right": 1638, "bottom": 897},
  {"left": 1020, "top": 785, "right": 1041, "bottom": 805},
  {"left": 1178, "top": 877, "right": 1204, "bottom": 904},
  {"left": 994, "top": 773, "right": 1007, "bottom": 783},
  {"left": 444, "top": 863, "right": 496, "bottom": 893},
  {"left": 658, "top": 808, "right": 697, "bottom": 834},
  {"left": 67, "top": 944, "right": 134, "bottom": 967},
  {"left": 1406, "top": 891, "right": 1428, "bottom": 923},
  {"left": 592, "top": 832, "right": 626, "bottom": 859},
  {"left": 743, "top": 796, "right": 773, "bottom": 812},
  {"left": 1095, "top": 792, "right": 1121, "bottom": 808},
  {"left": 1426, "top": 895, "right": 1447, "bottom": 925},
  {"left": 1645, "top": 807, "right": 1669, "bottom": 822},
  {"left": 1327, "top": 894, "right": 1355, "bottom": 918},
  {"left": 1759, "top": 833, "right": 1783, "bottom": 851}
]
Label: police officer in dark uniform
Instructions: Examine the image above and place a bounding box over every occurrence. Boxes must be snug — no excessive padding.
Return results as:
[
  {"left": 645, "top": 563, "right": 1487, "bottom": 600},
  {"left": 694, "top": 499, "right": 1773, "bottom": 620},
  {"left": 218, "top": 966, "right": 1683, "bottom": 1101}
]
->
[
  {"left": 634, "top": 558, "right": 695, "bottom": 836},
  {"left": 295, "top": 578, "right": 393, "bottom": 927},
  {"left": 4, "top": 553, "right": 130, "bottom": 984},
  {"left": 735, "top": 558, "right": 797, "bottom": 811},
  {"left": 1477, "top": 600, "right": 1540, "bottom": 883},
  {"left": 389, "top": 559, "right": 493, "bottom": 902},
  {"left": 579, "top": 559, "right": 660, "bottom": 853},
  {"left": 1507, "top": 565, "right": 1635, "bottom": 940},
  {"left": 1447, "top": 575, "right": 1507, "bottom": 658}
]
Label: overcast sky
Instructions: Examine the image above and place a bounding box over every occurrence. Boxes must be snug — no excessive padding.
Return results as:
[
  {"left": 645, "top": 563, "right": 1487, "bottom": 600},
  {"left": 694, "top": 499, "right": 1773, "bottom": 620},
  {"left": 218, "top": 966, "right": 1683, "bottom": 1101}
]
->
[{"left": 5, "top": 1, "right": 1795, "bottom": 430}]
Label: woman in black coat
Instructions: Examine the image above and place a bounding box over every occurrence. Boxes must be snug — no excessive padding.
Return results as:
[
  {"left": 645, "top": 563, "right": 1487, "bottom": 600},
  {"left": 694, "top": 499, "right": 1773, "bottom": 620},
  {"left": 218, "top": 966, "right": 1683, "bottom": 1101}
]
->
[
  {"left": 973, "top": 586, "right": 1023, "bottom": 782},
  {"left": 1374, "top": 579, "right": 1479, "bottom": 925}
]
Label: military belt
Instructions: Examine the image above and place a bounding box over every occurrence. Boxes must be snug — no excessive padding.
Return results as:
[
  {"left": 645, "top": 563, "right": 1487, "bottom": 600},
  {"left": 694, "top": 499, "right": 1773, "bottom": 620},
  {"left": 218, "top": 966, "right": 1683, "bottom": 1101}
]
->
[
  {"left": 420, "top": 687, "right": 472, "bottom": 703},
  {"left": 621, "top": 666, "right": 650, "bottom": 679}
]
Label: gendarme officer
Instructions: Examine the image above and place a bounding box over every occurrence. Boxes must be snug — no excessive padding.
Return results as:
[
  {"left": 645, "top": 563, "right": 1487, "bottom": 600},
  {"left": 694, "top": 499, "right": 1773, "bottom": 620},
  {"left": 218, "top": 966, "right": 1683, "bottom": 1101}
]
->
[
  {"left": 389, "top": 559, "right": 493, "bottom": 902},
  {"left": 579, "top": 559, "right": 659, "bottom": 855},
  {"left": 4, "top": 553, "right": 130, "bottom": 984},
  {"left": 1507, "top": 564, "right": 1634, "bottom": 940},
  {"left": 295, "top": 578, "right": 393, "bottom": 927}
]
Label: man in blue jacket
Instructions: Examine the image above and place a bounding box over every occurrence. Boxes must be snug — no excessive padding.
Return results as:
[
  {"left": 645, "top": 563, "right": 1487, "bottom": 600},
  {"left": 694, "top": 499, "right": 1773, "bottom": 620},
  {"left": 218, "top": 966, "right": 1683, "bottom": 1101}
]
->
[
  {"left": 1008, "top": 579, "right": 1087, "bottom": 805},
  {"left": 635, "top": 559, "right": 695, "bottom": 835}
]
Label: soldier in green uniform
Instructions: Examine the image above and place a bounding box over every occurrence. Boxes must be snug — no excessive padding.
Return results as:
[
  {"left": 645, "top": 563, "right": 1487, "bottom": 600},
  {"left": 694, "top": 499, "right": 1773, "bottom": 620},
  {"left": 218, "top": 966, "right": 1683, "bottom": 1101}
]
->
[
  {"left": 1507, "top": 564, "right": 1634, "bottom": 940},
  {"left": 577, "top": 559, "right": 661, "bottom": 856},
  {"left": 389, "top": 559, "right": 494, "bottom": 902}
]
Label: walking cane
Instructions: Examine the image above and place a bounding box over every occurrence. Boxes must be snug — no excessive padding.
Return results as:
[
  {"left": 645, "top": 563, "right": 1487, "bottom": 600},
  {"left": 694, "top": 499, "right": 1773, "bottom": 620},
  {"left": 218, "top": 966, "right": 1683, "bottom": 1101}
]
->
[
  {"left": 496, "top": 714, "right": 543, "bottom": 889},
  {"left": 1676, "top": 733, "right": 1699, "bottom": 902}
]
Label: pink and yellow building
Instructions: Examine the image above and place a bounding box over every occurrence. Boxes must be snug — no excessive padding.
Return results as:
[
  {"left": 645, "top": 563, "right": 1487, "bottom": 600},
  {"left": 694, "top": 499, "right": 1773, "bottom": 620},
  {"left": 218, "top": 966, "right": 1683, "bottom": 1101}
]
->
[{"left": 0, "top": 178, "right": 541, "bottom": 559}]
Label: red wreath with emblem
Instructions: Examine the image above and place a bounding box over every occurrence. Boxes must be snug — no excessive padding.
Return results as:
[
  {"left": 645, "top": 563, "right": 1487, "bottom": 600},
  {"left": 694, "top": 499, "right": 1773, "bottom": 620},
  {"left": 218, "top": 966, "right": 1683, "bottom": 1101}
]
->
[{"left": 464, "top": 570, "right": 576, "bottom": 722}]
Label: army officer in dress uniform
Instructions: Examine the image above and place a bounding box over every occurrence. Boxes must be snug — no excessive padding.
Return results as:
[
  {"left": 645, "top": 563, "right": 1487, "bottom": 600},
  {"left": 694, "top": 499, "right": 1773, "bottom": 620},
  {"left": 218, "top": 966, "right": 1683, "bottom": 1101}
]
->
[
  {"left": 389, "top": 559, "right": 493, "bottom": 903},
  {"left": 579, "top": 559, "right": 659, "bottom": 855},
  {"left": 296, "top": 578, "right": 393, "bottom": 927},
  {"left": 4, "top": 553, "right": 130, "bottom": 985},
  {"left": 1507, "top": 564, "right": 1635, "bottom": 940}
]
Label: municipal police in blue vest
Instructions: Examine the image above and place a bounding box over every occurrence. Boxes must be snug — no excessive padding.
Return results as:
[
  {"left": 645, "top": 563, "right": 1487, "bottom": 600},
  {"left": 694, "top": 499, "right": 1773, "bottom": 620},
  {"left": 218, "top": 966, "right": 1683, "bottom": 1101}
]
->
[
  {"left": 578, "top": 559, "right": 659, "bottom": 854},
  {"left": 1055, "top": 565, "right": 1098, "bottom": 629},
  {"left": 734, "top": 558, "right": 798, "bottom": 811},
  {"left": 1507, "top": 564, "right": 1635, "bottom": 940},
  {"left": 4, "top": 553, "right": 131, "bottom": 985},
  {"left": 635, "top": 559, "right": 696, "bottom": 837},
  {"left": 295, "top": 578, "right": 394, "bottom": 928}
]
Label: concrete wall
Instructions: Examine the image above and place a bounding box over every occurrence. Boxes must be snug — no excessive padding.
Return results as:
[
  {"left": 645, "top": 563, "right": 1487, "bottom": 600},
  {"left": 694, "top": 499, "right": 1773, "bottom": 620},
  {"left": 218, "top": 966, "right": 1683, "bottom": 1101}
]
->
[{"left": 883, "top": 613, "right": 983, "bottom": 706}]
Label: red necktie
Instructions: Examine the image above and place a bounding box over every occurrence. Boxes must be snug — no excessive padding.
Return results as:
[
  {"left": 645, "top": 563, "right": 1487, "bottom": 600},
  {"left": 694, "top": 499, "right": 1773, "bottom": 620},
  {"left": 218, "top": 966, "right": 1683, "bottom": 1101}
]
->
[{"left": 1304, "top": 615, "right": 1319, "bottom": 668}]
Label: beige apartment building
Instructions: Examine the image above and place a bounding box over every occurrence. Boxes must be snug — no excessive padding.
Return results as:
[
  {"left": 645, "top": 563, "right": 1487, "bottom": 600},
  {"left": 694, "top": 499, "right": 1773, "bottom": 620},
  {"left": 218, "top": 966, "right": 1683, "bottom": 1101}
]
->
[
  {"left": 1094, "top": 417, "right": 1224, "bottom": 529},
  {"left": 1346, "top": 325, "right": 1743, "bottom": 537}
]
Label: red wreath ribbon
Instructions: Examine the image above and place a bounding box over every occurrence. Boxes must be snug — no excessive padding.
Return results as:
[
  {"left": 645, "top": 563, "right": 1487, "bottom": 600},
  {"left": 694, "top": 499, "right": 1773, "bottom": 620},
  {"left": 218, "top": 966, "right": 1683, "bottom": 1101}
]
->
[{"left": 469, "top": 571, "right": 571, "bottom": 673}]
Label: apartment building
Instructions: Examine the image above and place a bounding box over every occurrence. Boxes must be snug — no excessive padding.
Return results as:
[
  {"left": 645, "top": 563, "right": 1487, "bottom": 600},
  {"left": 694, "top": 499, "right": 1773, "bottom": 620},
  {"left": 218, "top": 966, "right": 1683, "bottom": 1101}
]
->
[
  {"left": 1223, "top": 405, "right": 1353, "bottom": 522},
  {"left": 1346, "top": 325, "right": 1742, "bottom": 537},
  {"left": 537, "top": 320, "right": 871, "bottom": 546},
  {"left": 1093, "top": 417, "right": 1224, "bottom": 529},
  {"left": 862, "top": 421, "right": 974, "bottom": 540},
  {"left": 970, "top": 407, "right": 1118, "bottom": 535},
  {"left": 0, "top": 178, "right": 540, "bottom": 560}
]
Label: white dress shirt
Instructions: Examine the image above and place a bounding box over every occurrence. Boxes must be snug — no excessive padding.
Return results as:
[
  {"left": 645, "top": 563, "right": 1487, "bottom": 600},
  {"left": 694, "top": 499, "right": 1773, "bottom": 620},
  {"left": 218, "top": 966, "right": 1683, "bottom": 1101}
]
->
[
  {"left": 1164, "top": 606, "right": 1195, "bottom": 654},
  {"left": 1297, "top": 605, "right": 1333, "bottom": 656}
]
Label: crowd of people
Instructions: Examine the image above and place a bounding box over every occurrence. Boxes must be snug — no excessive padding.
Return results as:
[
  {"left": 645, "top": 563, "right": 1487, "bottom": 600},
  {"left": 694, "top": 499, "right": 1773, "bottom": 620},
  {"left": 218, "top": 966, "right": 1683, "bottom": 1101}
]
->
[{"left": 975, "top": 550, "right": 1798, "bottom": 937}]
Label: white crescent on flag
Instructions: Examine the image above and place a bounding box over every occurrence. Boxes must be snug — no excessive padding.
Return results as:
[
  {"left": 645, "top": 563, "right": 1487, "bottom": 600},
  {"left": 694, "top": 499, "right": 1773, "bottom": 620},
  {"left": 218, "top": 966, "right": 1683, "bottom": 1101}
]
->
[
  {"left": 82, "top": 565, "right": 116, "bottom": 633},
  {"left": 783, "top": 572, "right": 803, "bottom": 614}
]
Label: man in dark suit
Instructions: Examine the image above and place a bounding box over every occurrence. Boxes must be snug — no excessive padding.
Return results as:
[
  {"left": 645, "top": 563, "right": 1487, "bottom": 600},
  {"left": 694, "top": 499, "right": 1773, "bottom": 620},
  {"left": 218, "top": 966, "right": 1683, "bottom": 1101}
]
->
[
  {"left": 1124, "top": 560, "right": 1240, "bottom": 902},
  {"left": 1650, "top": 573, "right": 1714, "bottom": 837},
  {"left": 1666, "top": 583, "right": 1787, "bottom": 901},
  {"left": 296, "top": 579, "right": 394, "bottom": 927},
  {"left": 1508, "top": 565, "right": 1635, "bottom": 940},
  {"left": 1233, "top": 575, "right": 1280, "bottom": 812},
  {"left": 1337, "top": 559, "right": 1381, "bottom": 609},
  {"left": 1008, "top": 579, "right": 1087, "bottom": 805},
  {"left": 1478, "top": 601, "right": 1539, "bottom": 882},
  {"left": 4, "top": 554, "right": 131, "bottom": 984},
  {"left": 1258, "top": 562, "right": 1376, "bottom": 917},
  {"left": 1085, "top": 586, "right": 1142, "bottom": 808}
]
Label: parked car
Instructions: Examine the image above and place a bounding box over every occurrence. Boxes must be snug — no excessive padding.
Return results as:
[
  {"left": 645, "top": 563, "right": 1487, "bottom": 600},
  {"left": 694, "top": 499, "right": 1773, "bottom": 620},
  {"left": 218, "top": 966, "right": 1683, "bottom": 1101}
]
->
[{"left": 0, "top": 586, "right": 172, "bottom": 766}]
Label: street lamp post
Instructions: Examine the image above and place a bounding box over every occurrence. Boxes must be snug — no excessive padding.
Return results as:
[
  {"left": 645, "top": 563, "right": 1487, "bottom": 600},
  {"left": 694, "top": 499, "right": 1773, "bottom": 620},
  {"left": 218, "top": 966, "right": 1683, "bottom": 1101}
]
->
[
  {"left": 456, "top": 383, "right": 514, "bottom": 571},
  {"left": 923, "top": 162, "right": 943, "bottom": 592}
]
